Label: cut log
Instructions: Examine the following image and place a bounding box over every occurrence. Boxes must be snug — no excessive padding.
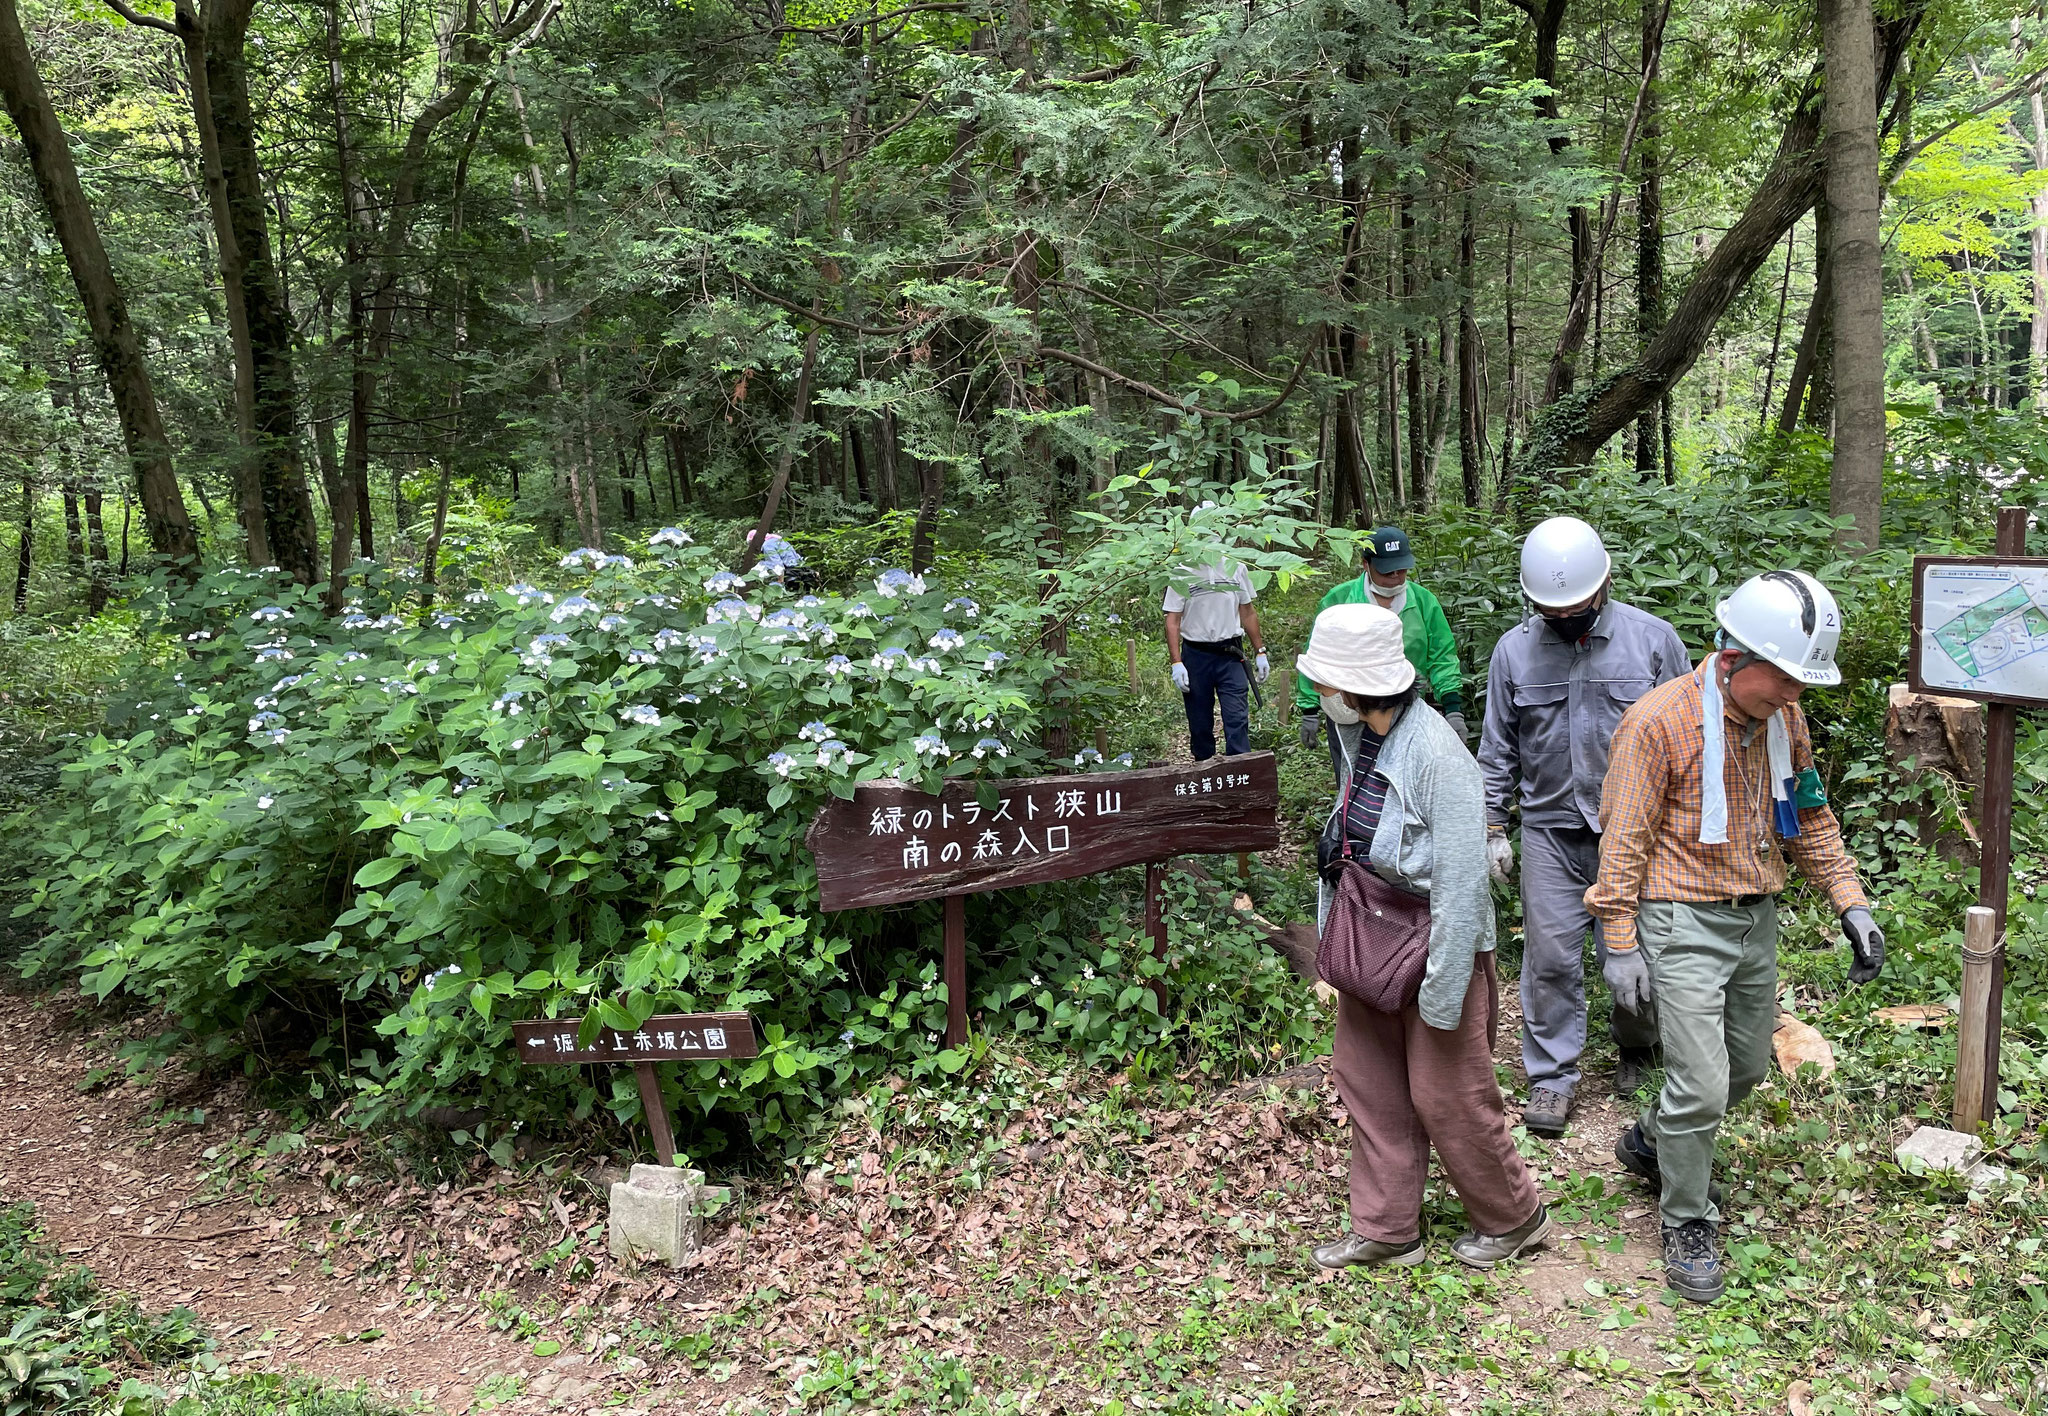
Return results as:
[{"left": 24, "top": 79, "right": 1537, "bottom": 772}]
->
[{"left": 1884, "top": 683, "right": 1985, "bottom": 864}]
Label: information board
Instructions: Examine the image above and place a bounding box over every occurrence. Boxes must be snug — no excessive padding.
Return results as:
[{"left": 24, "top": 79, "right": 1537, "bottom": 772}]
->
[{"left": 1910, "top": 555, "right": 2048, "bottom": 707}]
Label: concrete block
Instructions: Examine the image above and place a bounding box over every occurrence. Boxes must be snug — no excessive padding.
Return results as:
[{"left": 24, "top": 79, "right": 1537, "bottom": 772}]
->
[
  {"left": 1896, "top": 1126, "right": 1984, "bottom": 1177},
  {"left": 608, "top": 1165, "right": 704, "bottom": 1266}
]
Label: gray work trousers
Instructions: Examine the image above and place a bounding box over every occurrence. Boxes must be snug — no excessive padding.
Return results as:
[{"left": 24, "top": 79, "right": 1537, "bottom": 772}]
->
[
  {"left": 1520, "top": 824, "right": 1660, "bottom": 1097},
  {"left": 1637, "top": 898, "right": 1779, "bottom": 1224}
]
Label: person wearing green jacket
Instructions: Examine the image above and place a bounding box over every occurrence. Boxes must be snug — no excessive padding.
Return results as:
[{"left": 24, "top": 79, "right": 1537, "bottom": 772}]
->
[{"left": 1295, "top": 526, "right": 1468, "bottom": 775}]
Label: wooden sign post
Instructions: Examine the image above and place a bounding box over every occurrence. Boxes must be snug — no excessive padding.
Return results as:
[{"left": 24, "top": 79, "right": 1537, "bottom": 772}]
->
[
  {"left": 513, "top": 1012, "right": 758, "bottom": 1165},
  {"left": 806, "top": 753, "right": 1282, "bottom": 1046},
  {"left": 1909, "top": 506, "right": 2039, "bottom": 1127}
]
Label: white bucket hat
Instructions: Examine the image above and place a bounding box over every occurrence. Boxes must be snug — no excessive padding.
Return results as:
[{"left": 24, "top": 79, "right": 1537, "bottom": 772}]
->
[{"left": 1295, "top": 603, "right": 1415, "bottom": 697}]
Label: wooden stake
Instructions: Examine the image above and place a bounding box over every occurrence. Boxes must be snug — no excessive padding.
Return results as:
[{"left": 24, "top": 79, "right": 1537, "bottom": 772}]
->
[
  {"left": 1144, "top": 860, "right": 1170, "bottom": 1010},
  {"left": 1971, "top": 504, "right": 2027, "bottom": 1121},
  {"left": 1094, "top": 725, "right": 1109, "bottom": 758},
  {"left": 633, "top": 1061, "right": 677, "bottom": 1168},
  {"left": 944, "top": 893, "right": 967, "bottom": 1048},
  {"left": 1954, "top": 906, "right": 1997, "bottom": 1133},
  {"left": 1126, "top": 638, "right": 1140, "bottom": 693}
]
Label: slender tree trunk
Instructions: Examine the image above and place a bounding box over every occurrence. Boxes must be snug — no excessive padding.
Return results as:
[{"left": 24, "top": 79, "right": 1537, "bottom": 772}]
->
[
  {"left": 83, "top": 483, "right": 107, "bottom": 612},
  {"left": 1759, "top": 227, "right": 1797, "bottom": 430},
  {"left": 12, "top": 476, "right": 29, "bottom": 611},
  {"left": 1635, "top": 0, "right": 1667, "bottom": 480},
  {"left": 1529, "top": 0, "right": 1593, "bottom": 400},
  {"left": 60, "top": 481, "right": 82, "bottom": 571},
  {"left": 737, "top": 326, "right": 822, "bottom": 570},
  {"left": 911, "top": 453, "right": 944, "bottom": 575},
  {"left": 0, "top": 0, "right": 197, "bottom": 564}
]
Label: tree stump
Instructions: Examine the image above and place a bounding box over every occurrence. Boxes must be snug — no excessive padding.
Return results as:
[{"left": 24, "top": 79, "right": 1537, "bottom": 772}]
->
[{"left": 1884, "top": 683, "right": 1984, "bottom": 865}]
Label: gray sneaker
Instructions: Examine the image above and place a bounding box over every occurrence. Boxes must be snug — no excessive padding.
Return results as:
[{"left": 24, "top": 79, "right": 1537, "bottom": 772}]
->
[
  {"left": 1451, "top": 1206, "right": 1554, "bottom": 1270},
  {"left": 1311, "top": 1234, "right": 1425, "bottom": 1270},
  {"left": 1522, "top": 1087, "right": 1573, "bottom": 1138}
]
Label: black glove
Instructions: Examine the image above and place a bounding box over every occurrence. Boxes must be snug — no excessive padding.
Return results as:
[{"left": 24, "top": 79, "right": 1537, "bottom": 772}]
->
[
  {"left": 1444, "top": 710, "right": 1470, "bottom": 746},
  {"left": 1298, "top": 711, "right": 1320, "bottom": 751},
  {"left": 1841, "top": 906, "right": 1884, "bottom": 986}
]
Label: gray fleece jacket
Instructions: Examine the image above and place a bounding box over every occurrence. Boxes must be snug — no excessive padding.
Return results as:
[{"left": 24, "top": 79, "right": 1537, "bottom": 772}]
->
[{"left": 1316, "top": 702, "right": 1496, "bottom": 1030}]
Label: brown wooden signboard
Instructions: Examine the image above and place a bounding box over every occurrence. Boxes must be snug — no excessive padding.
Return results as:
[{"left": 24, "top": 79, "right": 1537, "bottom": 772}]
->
[
  {"left": 806, "top": 752, "right": 1280, "bottom": 1045},
  {"left": 806, "top": 753, "right": 1280, "bottom": 910},
  {"left": 513, "top": 1011, "right": 758, "bottom": 1166}
]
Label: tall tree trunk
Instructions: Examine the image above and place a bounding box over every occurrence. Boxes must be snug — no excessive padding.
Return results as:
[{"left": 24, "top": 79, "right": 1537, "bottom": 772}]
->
[
  {"left": 2029, "top": 65, "right": 2048, "bottom": 408},
  {"left": 1634, "top": 0, "right": 1667, "bottom": 480},
  {"left": 202, "top": 0, "right": 319, "bottom": 582},
  {"left": 0, "top": 0, "right": 197, "bottom": 564},
  {"left": 1759, "top": 227, "right": 1797, "bottom": 431},
  {"left": 60, "top": 481, "right": 82, "bottom": 571},
  {"left": 1457, "top": 198, "right": 1484, "bottom": 507},
  {"left": 911, "top": 453, "right": 944, "bottom": 575},
  {"left": 1823, "top": 0, "right": 1883, "bottom": 550},
  {"left": 1527, "top": 0, "right": 1593, "bottom": 400}
]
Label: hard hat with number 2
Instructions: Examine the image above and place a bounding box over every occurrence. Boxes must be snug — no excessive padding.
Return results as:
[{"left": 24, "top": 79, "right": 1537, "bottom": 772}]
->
[{"left": 1715, "top": 570, "right": 1843, "bottom": 686}]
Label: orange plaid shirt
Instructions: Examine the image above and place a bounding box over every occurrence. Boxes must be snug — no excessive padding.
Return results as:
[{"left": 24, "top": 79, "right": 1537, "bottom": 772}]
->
[{"left": 1584, "top": 661, "right": 1867, "bottom": 952}]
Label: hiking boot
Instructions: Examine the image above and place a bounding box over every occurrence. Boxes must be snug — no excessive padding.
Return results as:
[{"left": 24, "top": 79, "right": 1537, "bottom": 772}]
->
[
  {"left": 1613, "top": 1048, "right": 1656, "bottom": 1101},
  {"left": 1662, "top": 1218, "right": 1725, "bottom": 1303},
  {"left": 1522, "top": 1086, "right": 1573, "bottom": 1138},
  {"left": 1311, "top": 1234, "right": 1425, "bottom": 1270},
  {"left": 1451, "top": 1206, "right": 1554, "bottom": 1270},
  {"left": 1614, "top": 1122, "right": 1722, "bottom": 1206}
]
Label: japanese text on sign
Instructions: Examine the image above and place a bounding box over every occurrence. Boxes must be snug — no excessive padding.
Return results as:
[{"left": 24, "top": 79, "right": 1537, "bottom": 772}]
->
[{"left": 510, "top": 1012, "right": 758, "bottom": 1065}]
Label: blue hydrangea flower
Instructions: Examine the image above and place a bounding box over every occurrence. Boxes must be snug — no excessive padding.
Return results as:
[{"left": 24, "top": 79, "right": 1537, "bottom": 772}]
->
[
  {"left": 767, "top": 750, "right": 797, "bottom": 777},
  {"left": 597, "top": 614, "right": 628, "bottom": 631},
  {"left": 550, "top": 594, "right": 597, "bottom": 623},
  {"left": 434, "top": 612, "right": 465, "bottom": 629},
  {"left": 823, "top": 655, "right": 853, "bottom": 677},
  {"left": 708, "top": 597, "right": 759, "bottom": 624},
  {"left": 871, "top": 647, "right": 911, "bottom": 672},
  {"left": 874, "top": 568, "right": 925, "bottom": 599},
  {"left": 798, "top": 721, "right": 831, "bottom": 742},
  {"left": 506, "top": 582, "right": 553, "bottom": 606},
  {"left": 704, "top": 570, "right": 748, "bottom": 595},
  {"left": 847, "top": 601, "right": 875, "bottom": 619},
  {"left": 1074, "top": 747, "right": 1104, "bottom": 766},
  {"left": 250, "top": 605, "right": 293, "bottom": 623},
  {"left": 815, "top": 739, "right": 850, "bottom": 766},
  {"left": 912, "top": 731, "right": 948, "bottom": 758},
  {"left": 619, "top": 704, "right": 661, "bottom": 726},
  {"left": 982, "top": 650, "right": 1009, "bottom": 671},
  {"left": 971, "top": 737, "right": 1007, "bottom": 759},
  {"left": 248, "top": 711, "right": 282, "bottom": 733},
  {"left": 340, "top": 614, "right": 373, "bottom": 630},
  {"left": 528, "top": 633, "right": 572, "bottom": 656},
  {"left": 946, "top": 598, "right": 979, "bottom": 618},
  {"left": 796, "top": 595, "right": 824, "bottom": 608},
  {"left": 254, "top": 647, "right": 294, "bottom": 663},
  {"left": 928, "top": 628, "right": 965, "bottom": 653},
  {"left": 650, "top": 526, "right": 693, "bottom": 548},
  {"left": 755, "top": 534, "right": 803, "bottom": 576},
  {"left": 559, "top": 547, "right": 607, "bottom": 569},
  {"left": 493, "top": 690, "right": 525, "bottom": 716}
]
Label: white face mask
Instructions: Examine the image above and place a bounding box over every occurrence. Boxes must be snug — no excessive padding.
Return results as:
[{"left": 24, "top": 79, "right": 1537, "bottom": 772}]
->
[
  {"left": 1369, "top": 581, "right": 1408, "bottom": 616},
  {"left": 1320, "top": 691, "right": 1361, "bottom": 725}
]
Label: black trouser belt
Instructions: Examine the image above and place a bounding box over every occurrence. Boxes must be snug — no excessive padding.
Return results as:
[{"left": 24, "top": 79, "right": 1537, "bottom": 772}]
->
[
  {"left": 1706, "top": 894, "right": 1774, "bottom": 908},
  {"left": 1183, "top": 637, "right": 1243, "bottom": 655}
]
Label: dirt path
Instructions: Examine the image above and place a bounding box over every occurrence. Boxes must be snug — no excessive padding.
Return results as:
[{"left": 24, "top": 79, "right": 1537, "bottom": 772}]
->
[
  {"left": 0, "top": 989, "right": 543, "bottom": 1410},
  {"left": 1, "top": 951, "right": 1690, "bottom": 1415}
]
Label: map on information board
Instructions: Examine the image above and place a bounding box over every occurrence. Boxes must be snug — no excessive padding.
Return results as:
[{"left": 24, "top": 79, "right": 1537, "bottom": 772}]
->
[{"left": 1917, "top": 560, "right": 2048, "bottom": 702}]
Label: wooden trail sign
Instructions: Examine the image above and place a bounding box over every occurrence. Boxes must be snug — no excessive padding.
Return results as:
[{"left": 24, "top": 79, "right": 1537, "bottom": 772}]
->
[
  {"left": 514, "top": 1011, "right": 757, "bottom": 1167},
  {"left": 806, "top": 753, "right": 1281, "bottom": 1045},
  {"left": 1909, "top": 507, "right": 2033, "bottom": 1127}
]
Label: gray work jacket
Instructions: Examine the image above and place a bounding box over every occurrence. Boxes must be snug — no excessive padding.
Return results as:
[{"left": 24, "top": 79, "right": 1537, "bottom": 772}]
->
[
  {"left": 1475, "top": 598, "right": 1690, "bottom": 833},
  {"left": 1316, "top": 703, "right": 1494, "bottom": 1031}
]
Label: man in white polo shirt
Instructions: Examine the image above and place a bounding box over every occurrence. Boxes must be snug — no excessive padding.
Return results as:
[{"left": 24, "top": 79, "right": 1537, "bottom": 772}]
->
[{"left": 1163, "top": 555, "right": 1270, "bottom": 760}]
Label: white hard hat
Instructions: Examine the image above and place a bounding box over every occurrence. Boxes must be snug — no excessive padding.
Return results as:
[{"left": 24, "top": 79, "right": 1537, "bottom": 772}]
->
[
  {"left": 1296, "top": 603, "right": 1416, "bottom": 697},
  {"left": 1519, "top": 516, "right": 1612, "bottom": 608},
  {"left": 1715, "top": 570, "right": 1843, "bottom": 686}
]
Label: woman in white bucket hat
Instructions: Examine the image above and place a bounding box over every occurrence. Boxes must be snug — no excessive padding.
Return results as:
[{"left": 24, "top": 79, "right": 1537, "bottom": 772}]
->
[{"left": 1298, "top": 603, "right": 1550, "bottom": 1272}]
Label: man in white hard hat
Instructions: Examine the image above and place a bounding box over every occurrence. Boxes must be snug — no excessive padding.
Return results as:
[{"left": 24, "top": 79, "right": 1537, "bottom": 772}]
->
[
  {"left": 1585, "top": 570, "right": 1884, "bottom": 1304},
  {"left": 1477, "top": 516, "right": 1691, "bottom": 1138}
]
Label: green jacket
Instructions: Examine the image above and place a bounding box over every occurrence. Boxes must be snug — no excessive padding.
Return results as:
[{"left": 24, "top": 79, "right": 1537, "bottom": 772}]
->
[{"left": 1293, "top": 577, "right": 1464, "bottom": 715}]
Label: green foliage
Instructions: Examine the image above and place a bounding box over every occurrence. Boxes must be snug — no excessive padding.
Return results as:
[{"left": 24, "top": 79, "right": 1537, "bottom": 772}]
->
[{"left": 0, "top": 1205, "right": 208, "bottom": 1416}]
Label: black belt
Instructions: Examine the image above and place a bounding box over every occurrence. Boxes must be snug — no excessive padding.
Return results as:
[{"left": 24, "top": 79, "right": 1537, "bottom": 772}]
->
[
  {"left": 1713, "top": 893, "right": 1774, "bottom": 908},
  {"left": 1182, "top": 637, "right": 1244, "bottom": 655}
]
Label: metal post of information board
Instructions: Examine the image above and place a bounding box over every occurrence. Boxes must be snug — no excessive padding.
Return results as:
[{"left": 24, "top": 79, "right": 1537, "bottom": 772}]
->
[
  {"left": 1970, "top": 505, "right": 2027, "bottom": 1125},
  {"left": 944, "top": 894, "right": 968, "bottom": 1048}
]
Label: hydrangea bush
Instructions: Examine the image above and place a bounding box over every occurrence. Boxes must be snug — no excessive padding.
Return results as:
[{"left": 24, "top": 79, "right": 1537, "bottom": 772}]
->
[{"left": 13, "top": 532, "right": 1078, "bottom": 1149}]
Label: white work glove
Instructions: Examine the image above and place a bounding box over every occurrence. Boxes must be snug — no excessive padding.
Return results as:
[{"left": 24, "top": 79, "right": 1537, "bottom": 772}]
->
[
  {"left": 1444, "top": 710, "right": 1470, "bottom": 745},
  {"left": 1603, "top": 947, "right": 1655, "bottom": 1014},
  {"left": 1842, "top": 906, "right": 1885, "bottom": 987},
  {"left": 1170, "top": 662, "right": 1190, "bottom": 693},
  {"left": 1254, "top": 652, "right": 1270, "bottom": 683},
  {"left": 1486, "top": 831, "right": 1514, "bottom": 885}
]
